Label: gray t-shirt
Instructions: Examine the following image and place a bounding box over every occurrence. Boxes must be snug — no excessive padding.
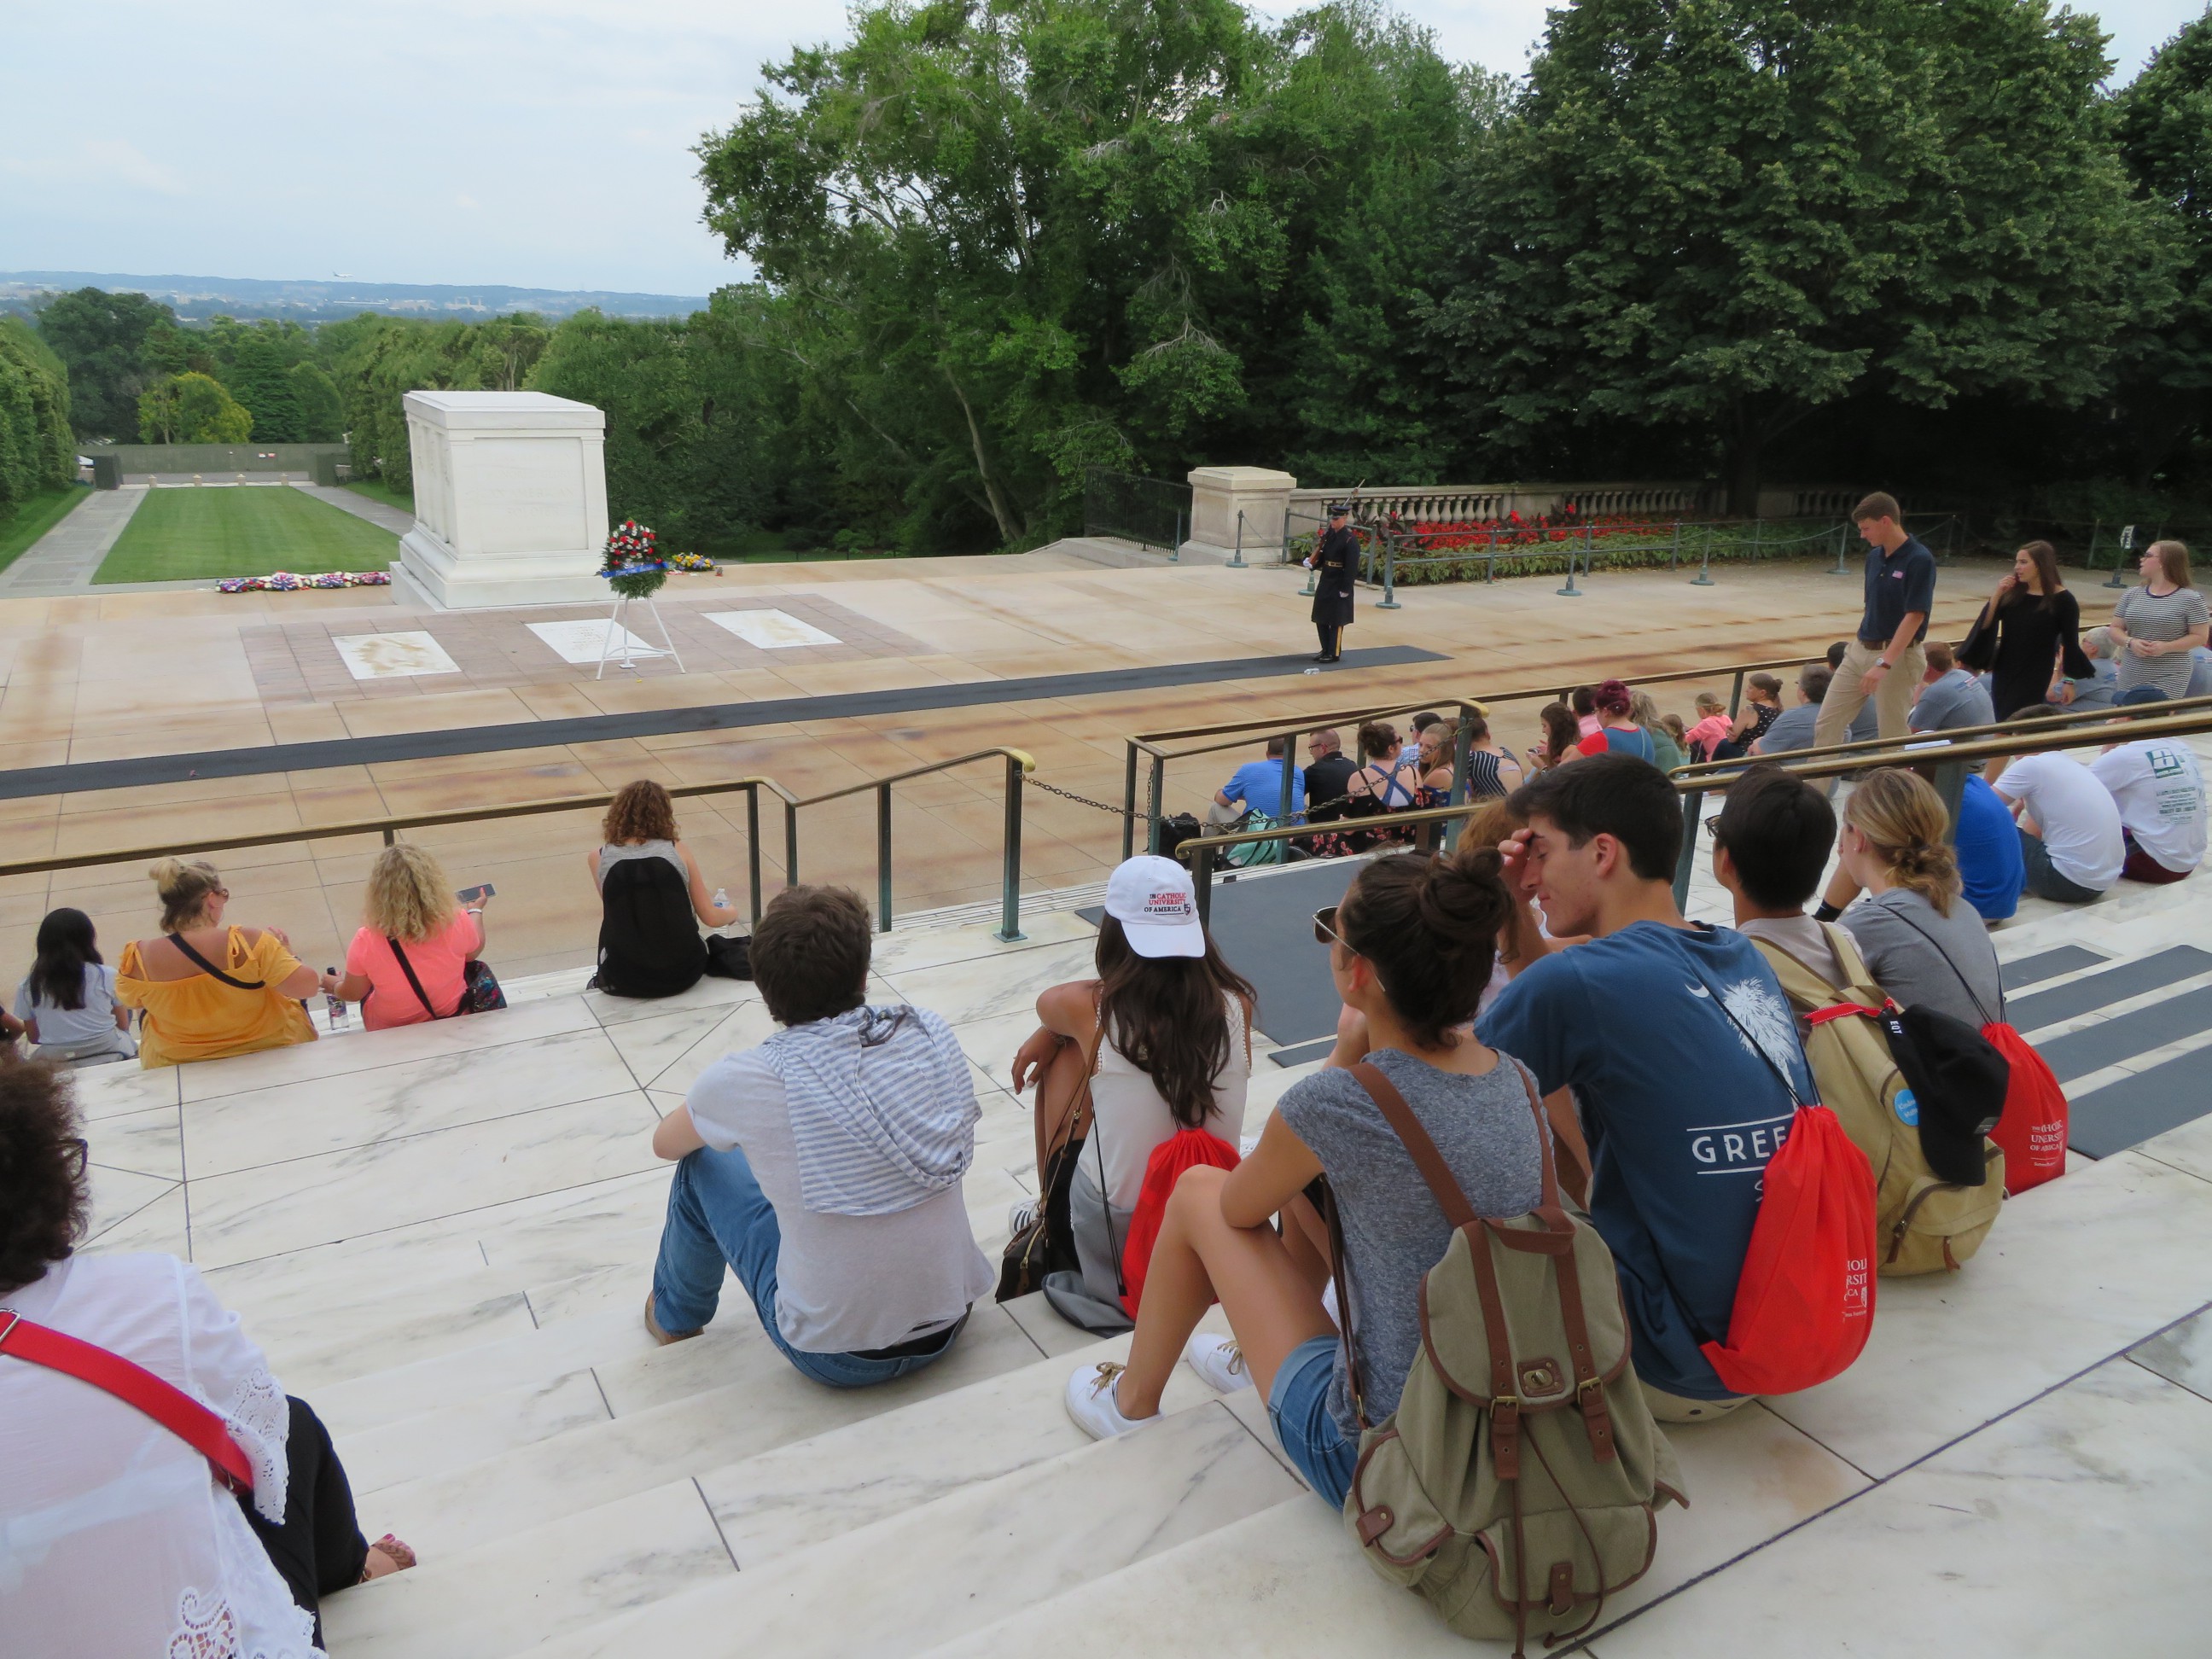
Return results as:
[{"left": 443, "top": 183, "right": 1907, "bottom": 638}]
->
[
  {"left": 685, "top": 1045, "right": 995, "bottom": 1353},
  {"left": 1755, "top": 701, "right": 1821, "bottom": 755},
  {"left": 1278, "top": 1048, "right": 1547, "bottom": 1438},
  {"left": 14, "top": 963, "right": 121, "bottom": 1049},
  {"left": 1839, "top": 888, "right": 2002, "bottom": 1030},
  {"left": 2114, "top": 585, "right": 2211, "bottom": 698},
  {"left": 1910, "top": 669, "right": 1995, "bottom": 733}
]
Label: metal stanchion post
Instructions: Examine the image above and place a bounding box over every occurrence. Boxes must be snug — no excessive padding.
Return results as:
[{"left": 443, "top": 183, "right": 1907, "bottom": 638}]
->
[
  {"left": 997, "top": 755, "right": 1027, "bottom": 941},
  {"left": 1690, "top": 521, "right": 1715, "bottom": 586},
  {"left": 1671, "top": 789, "right": 1705, "bottom": 909},
  {"left": 2108, "top": 523, "right": 2132, "bottom": 590},
  {"left": 1229, "top": 509, "right": 1246, "bottom": 568},
  {"left": 1829, "top": 521, "right": 1848, "bottom": 574},
  {"left": 1556, "top": 527, "right": 1584, "bottom": 597},
  {"left": 1669, "top": 520, "right": 1680, "bottom": 571},
  {"left": 1377, "top": 533, "right": 1400, "bottom": 608}
]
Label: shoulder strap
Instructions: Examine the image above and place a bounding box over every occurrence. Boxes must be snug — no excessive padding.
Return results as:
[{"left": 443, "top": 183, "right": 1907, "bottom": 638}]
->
[
  {"left": 0, "top": 1311, "right": 254, "bottom": 1494},
  {"left": 1688, "top": 963, "right": 1809, "bottom": 1109},
  {"left": 165, "top": 928, "right": 265, "bottom": 992},
  {"left": 386, "top": 935, "right": 445, "bottom": 1019},
  {"left": 1876, "top": 904, "right": 2002, "bottom": 1026}
]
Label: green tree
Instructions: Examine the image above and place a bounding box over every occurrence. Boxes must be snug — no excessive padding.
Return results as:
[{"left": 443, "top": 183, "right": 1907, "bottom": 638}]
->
[
  {"left": 1430, "top": 0, "right": 2164, "bottom": 508},
  {"left": 2113, "top": 9, "right": 2212, "bottom": 481},
  {"left": 317, "top": 313, "right": 551, "bottom": 492},
  {"left": 289, "top": 361, "right": 346, "bottom": 443},
  {"left": 33, "top": 288, "right": 177, "bottom": 441},
  {"left": 696, "top": 0, "right": 1477, "bottom": 550},
  {"left": 138, "top": 372, "right": 253, "bottom": 444},
  {"left": 214, "top": 323, "right": 306, "bottom": 442},
  {"left": 0, "top": 317, "right": 75, "bottom": 518}
]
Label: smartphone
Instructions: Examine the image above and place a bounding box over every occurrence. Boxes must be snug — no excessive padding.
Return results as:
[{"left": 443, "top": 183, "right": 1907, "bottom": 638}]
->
[{"left": 457, "top": 883, "right": 495, "bottom": 904}]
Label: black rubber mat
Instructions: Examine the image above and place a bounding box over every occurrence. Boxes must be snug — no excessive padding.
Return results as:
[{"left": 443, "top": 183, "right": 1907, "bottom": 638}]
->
[
  {"left": 1999, "top": 945, "right": 2108, "bottom": 992},
  {"left": 0, "top": 644, "right": 1448, "bottom": 801},
  {"left": 2005, "top": 946, "right": 2212, "bottom": 1033},
  {"left": 2037, "top": 985, "right": 2212, "bottom": 1083},
  {"left": 2069, "top": 1049, "right": 2212, "bottom": 1159}
]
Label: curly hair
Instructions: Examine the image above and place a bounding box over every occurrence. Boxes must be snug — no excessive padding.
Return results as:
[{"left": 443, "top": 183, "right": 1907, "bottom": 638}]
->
[
  {"left": 364, "top": 842, "right": 457, "bottom": 944},
  {"left": 1355, "top": 720, "right": 1400, "bottom": 762},
  {"left": 602, "top": 779, "right": 678, "bottom": 846},
  {"left": 0, "top": 1062, "right": 88, "bottom": 1296}
]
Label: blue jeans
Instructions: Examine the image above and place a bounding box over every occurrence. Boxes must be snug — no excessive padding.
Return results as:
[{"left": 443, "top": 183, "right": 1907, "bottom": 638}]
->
[
  {"left": 650, "top": 1144, "right": 961, "bottom": 1389},
  {"left": 1268, "top": 1335, "right": 1359, "bottom": 1508},
  {"left": 2018, "top": 829, "right": 2105, "bottom": 904}
]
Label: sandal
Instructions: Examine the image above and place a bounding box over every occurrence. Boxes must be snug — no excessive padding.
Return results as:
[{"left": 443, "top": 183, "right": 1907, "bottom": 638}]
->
[{"left": 359, "top": 1534, "right": 416, "bottom": 1583}]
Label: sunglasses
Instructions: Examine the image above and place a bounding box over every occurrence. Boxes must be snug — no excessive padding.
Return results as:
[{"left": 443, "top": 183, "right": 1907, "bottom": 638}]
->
[
  {"left": 1704, "top": 815, "right": 1724, "bottom": 842},
  {"left": 1313, "top": 905, "right": 1345, "bottom": 948}
]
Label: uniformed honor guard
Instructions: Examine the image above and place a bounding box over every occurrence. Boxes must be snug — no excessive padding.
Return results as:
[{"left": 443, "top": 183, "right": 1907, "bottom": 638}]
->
[{"left": 1307, "top": 503, "right": 1358, "bottom": 663}]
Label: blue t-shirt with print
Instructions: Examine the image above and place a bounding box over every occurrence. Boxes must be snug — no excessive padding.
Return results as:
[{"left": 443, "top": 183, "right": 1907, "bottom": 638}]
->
[
  {"left": 1954, "top": 773, "right": 2024, "bottom": 923},
  {"left": 1220, "top": 758, "right": 1305, "bottom": 818},
  {"left": 1478, "top": 922, "right": 1813, "bottom": 1400}
]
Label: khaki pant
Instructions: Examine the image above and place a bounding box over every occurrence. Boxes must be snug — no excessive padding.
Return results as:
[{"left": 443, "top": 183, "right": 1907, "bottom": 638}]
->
[
  {"left": 1815, "top": 637, "right": 1925, "bottom": 748},
  {"left": 1639, "top": 1379, "right": 1754, "bottom": 1423}
]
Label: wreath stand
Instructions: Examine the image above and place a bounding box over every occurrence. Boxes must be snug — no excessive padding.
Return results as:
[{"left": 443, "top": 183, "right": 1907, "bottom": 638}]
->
[{"left": 595, "top": 591, "right": 686, "bottom": 678}]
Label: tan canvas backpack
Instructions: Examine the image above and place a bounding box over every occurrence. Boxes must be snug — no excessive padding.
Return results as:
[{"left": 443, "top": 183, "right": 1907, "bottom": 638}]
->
[
  {"left": 1330, "top": 1062, "right": 1685, "bottom": 1655},
  {"left": 1748, "top": 925, "right": 2004, "bottom": 1274}
]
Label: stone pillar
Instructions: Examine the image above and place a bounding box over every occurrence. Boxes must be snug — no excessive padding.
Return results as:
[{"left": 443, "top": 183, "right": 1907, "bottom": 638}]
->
[
  {"left": 1183, "top": 466, "right": 1295, "bottom": 562},
  {"left": 392, "top": 391, "right": 610, "bottom": 609}
]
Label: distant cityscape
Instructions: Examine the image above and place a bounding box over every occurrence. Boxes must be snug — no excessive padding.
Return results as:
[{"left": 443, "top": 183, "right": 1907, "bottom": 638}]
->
[{"left": 0, "top": 271, "right": 711, "bottom": 323}]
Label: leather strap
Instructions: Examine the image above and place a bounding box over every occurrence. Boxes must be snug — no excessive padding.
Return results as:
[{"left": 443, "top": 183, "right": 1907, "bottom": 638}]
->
[
  {"left": 0, "top": 1311, "right": 255, "bottom": 1494},
  {"left": 164, "top": 928, "right": 265, "bottom": 992}
]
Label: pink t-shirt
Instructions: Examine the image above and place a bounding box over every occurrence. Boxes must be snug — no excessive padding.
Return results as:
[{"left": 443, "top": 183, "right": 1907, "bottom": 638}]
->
[
  {"left": 1685, "top": 713, "right": 1732, "bottom": 755},
  {"left": 1576, "top": 713, "right": 1603, "bottom": 737},
  {"left": 346, "top": 910, "right": 484, "bottom": 1029}
]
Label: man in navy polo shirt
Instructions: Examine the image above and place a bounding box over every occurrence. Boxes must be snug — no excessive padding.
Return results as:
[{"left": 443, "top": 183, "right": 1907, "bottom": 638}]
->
[{"left": 1817, "top": 491, "right": 1936, "bottom": 748}]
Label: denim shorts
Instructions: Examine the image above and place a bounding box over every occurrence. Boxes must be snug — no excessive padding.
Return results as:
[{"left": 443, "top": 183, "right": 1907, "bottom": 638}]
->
[{"left": 1267, "top": 1334, "right": 1358, "bottom": 1509}]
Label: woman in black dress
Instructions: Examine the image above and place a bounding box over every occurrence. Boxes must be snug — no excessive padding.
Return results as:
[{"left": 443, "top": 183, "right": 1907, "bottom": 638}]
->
[{"left": 1959, "top": 539, "right": 2092, "bottom": 719}]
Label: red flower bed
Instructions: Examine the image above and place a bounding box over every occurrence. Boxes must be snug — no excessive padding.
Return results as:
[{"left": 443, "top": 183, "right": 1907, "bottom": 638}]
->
[{"left": 1388, "top": 509, "right": 1691, "bottom": 552}]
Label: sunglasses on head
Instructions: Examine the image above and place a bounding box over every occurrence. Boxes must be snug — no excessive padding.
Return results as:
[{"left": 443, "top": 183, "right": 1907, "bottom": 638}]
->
[{"left": 1313, "top": 905, "right": 1344, "bottom": 948}]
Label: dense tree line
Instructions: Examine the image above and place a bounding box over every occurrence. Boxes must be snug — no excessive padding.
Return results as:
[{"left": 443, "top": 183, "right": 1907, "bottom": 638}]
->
[
  {"left": 0, "top": 317, "right": 74, "bottom": 525},
  {"left": 29, "top": 0, "right": 2212, "bottom": 554}
]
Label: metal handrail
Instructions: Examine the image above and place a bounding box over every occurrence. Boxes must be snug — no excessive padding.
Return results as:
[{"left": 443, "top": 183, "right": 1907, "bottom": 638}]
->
[
  {"left": 1117, "top": 640, "right": 2050, "bottom": 860},
  {"left": 0, "top": 777, "right": 800, "bottom": 924},
  {"left": 789, "top": 748, "right": 1035, "bottom": 939},
  {"left": 1669, "top": 688, "right": 2212, "bottom": 778},
  {"left": 1167, "top": 701, "right": 2212, "bottom": 919}
]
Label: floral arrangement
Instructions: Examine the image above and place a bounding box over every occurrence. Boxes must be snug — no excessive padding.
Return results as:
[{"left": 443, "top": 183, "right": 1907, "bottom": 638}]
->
[
  {"left": 599, "top": 519, "right": 667, "bottom": 598},
  {"left": 218, "top": 570, "right": 392, "bottom": 594},
  {"left": 667, "top": 550, "right": 718, "bottom": 573}
]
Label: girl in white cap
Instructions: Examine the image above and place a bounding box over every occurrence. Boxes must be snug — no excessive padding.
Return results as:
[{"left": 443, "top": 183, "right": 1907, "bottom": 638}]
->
[{"left": 1010, "top": 856, "right": 1255, "bottom": 1326}]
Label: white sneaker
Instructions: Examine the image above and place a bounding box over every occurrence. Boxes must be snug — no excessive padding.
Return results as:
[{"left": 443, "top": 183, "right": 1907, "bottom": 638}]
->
[
  {"left": 1006, "top": 1197, "right": 1039, "bottom": 1235},
  {"left": 1065, "top": 1361, "right": 1155, "bottom": 1441},
  {"left": 1183, "top": 1332, "right": 1254, "bottom": 1394}
]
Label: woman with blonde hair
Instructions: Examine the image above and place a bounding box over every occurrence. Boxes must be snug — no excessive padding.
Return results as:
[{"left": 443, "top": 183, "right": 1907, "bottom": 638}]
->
[
  {"left": 2107, "top": 538, "right": 2210, "bottom": 703},
  {"left": 590, "top": 779, "right": 744, "bottom": 998},
  {"left": 1835, "top": 769, "right": 2003, "bottom": 1029},
  {"left": 323, "top": 842, "right": 494, "bottom": 1028},
  {"left": 116, "top": 859, "right": 321, "bottom": 1067}
]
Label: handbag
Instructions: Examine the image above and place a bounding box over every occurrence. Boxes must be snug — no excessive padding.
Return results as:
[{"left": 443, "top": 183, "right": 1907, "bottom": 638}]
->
[
  {"left": 387, "top": 935, "right": 505, "bottom": 1018},
  {"left": 0, "top": 1311, "right": 255, "bottom": 1494},
  {"left": 996, "top": 1021, "right": 1107, "bottom": 1302}
]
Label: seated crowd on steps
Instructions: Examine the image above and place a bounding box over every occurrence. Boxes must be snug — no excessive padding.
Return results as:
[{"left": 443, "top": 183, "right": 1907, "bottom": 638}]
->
[{"left": 2, "top": 536, "right": 2204, "bottom": 1647}]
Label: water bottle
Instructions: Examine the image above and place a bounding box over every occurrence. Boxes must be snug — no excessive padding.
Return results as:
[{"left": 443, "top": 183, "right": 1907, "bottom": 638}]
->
[
  {"left": 323, "top": 970, "right": 349, "bottom": 1031},
  {"left": 712, "top": 888, "right": 730, "bottom": 917}
]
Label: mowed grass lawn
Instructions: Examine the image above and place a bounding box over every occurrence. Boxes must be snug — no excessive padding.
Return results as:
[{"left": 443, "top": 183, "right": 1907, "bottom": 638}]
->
[{"left": 96, "top": 486, "right": 398, "bottom": 584}]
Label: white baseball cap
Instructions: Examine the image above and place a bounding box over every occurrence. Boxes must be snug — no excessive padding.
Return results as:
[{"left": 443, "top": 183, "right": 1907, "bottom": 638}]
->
[{"left": 1103, "top": 855, "right": 1207, "bottom": 958}]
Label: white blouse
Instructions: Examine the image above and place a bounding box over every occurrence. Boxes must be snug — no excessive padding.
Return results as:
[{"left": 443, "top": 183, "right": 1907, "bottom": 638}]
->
[
  {"left": 1089, "top": 994, "right": 1251, "bottom": 1211},
  {"left": 0, "top": 1253, "right": 319, "bottom": 1659}
]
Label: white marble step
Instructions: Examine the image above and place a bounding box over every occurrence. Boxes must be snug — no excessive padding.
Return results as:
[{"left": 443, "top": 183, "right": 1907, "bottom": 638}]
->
[
  {"left": 328, "top": 1327, "right": 1229, "bottom": 1659},
  {"left": 358, "top": 1296, "right": 1051, "bottom": 1557},
  {"left": 527, "top": 1396, "right": 1303, "bottom": 1659}
]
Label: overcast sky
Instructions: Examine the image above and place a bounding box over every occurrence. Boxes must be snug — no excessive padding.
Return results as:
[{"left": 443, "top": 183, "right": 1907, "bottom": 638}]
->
[{"left": 2, "top": 0, "right": 2204, "bottom": 297}]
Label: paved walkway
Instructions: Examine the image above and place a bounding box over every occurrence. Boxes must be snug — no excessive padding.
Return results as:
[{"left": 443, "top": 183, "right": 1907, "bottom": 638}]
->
[
  {"left": 290, "top": 480, "right": 414, "bottom": 533},
  {"left": 0, "top": 486, "right": 145, "bottom": 595}
]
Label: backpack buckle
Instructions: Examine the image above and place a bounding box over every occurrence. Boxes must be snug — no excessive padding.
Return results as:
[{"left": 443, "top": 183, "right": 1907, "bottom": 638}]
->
[{"left": 1576, "top": 1375, "right": 1602, "bottom": 1400}]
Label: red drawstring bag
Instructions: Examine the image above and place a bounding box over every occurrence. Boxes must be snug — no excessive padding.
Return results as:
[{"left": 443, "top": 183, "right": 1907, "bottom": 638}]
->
[
  {"left": 1120, "top": 1127, "right": 1240, "bottom": 1315},
  {"left": 1980, "top": 1023, "right": 2068, "bottom": 1194},
  {"left": 1698, "top": 1102, "right": 1877, "bottom": 1396}
]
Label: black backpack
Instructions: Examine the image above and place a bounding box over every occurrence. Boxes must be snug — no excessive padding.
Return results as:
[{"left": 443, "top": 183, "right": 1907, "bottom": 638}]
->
[{"left": 596, "top": 856, "right": 707, "bottom": 999}]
